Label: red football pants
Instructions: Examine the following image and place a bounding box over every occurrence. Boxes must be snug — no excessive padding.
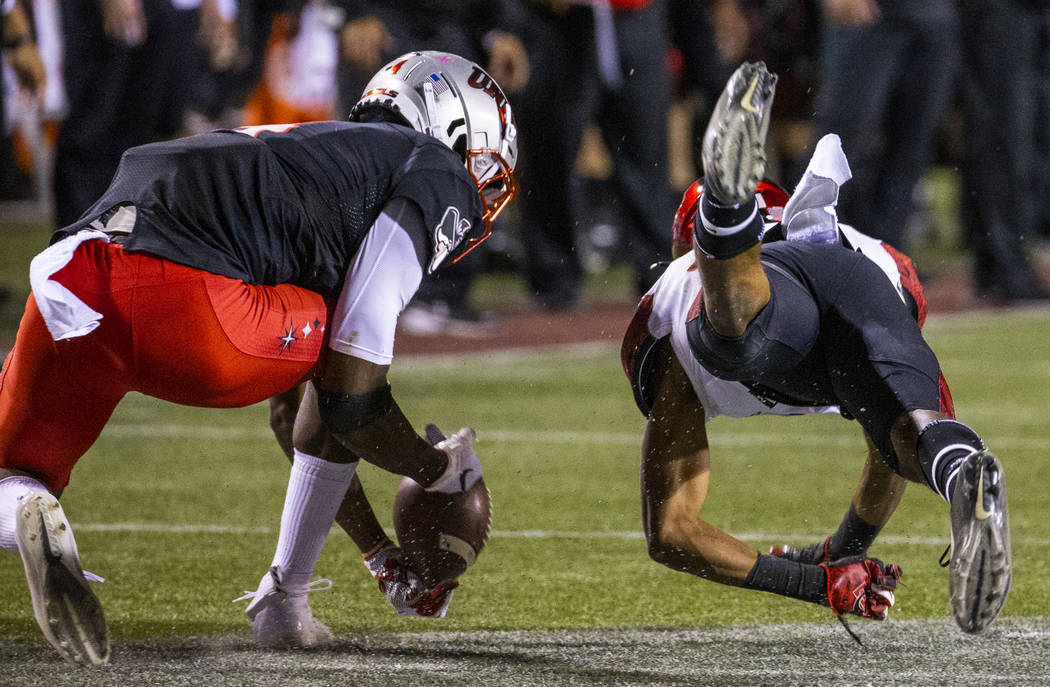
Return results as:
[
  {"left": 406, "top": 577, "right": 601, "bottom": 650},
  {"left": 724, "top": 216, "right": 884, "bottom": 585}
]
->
[{"left": 0, "top": 240, "right": 329, "bottom": 491}]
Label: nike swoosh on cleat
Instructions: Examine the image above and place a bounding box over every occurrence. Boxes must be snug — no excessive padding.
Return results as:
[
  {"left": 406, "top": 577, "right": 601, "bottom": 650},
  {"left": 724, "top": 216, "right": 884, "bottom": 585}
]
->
[
  {"left": 975, "top": 465, "right": 991, "bottom": 520},
  {"left": 741, "top": 74, "right": 761, "bottom": 113},
  {"left": 459, "top": 469, "right": 473, "bottom": 493}
]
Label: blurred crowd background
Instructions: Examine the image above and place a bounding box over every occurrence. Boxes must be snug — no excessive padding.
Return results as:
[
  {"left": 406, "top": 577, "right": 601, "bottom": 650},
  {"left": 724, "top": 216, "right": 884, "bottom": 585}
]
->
[{"left": 2, "top": 0, "right": 1050, "bottom": 334}]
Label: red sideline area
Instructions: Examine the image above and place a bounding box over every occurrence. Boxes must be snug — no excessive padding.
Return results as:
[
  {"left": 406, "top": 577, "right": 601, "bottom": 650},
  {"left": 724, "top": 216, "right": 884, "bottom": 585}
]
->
[{"left": 395, "top": 300, "right": 638, "bottom": 357}]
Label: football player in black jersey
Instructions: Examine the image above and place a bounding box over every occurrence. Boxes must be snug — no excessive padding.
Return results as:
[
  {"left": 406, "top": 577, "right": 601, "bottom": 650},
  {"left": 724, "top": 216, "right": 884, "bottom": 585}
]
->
[
  {"left": 0, "top": 51, "right": 517, "bottom": 663},
  {"left": 633, "top": 62, "right": 1010, "bottom": 637}
]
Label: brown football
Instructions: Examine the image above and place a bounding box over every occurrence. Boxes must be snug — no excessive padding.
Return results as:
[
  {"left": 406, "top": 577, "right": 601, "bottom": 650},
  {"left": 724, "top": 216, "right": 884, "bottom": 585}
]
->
[{"left": 393, "top": 476, "right": 492, "bottom": 589}]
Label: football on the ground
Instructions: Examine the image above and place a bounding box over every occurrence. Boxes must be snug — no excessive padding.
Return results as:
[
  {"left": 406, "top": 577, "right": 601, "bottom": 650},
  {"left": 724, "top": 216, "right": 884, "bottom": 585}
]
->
[{"left": 393, "top": 476, "right": 492, "bottom": 589}]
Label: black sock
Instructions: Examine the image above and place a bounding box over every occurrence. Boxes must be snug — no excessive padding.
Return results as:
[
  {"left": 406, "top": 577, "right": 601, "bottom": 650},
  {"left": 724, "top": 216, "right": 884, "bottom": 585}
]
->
[
  {"left": 694, "top": 195, "right": 763, "bottom": 259},
  {"left": 828, "top": 505, "right": 882, "bottom": 559},
  {"left": 915, "top": 419, "right": 985, "bottom": 501},
  {"left": 745, "top": 554, "right": 827, "bottom": 604}
]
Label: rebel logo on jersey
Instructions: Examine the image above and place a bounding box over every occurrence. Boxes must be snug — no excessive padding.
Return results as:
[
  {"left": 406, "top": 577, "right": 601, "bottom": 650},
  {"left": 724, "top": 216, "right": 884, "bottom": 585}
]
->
[{"left": 428, "top": 206, "right": 472, "bottom": 273}]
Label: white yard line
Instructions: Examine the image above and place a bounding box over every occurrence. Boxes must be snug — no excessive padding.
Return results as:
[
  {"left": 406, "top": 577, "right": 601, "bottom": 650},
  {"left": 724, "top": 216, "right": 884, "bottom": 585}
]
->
[
  {"left": 98, "top": 422, "right": 1047, "bottom": 452},
  {"left": 71, "top": 521, "right": 1050, "bottom": 547}
]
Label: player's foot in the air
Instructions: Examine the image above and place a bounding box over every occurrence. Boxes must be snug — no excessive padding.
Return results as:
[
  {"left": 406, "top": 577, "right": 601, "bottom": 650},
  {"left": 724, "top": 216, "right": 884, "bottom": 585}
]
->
[
  {"left": 16, "top": 492, "right": 110, "bottom": 665},
  {"left": 237, "top": 567, "right": 334, "bottom": 648},
  {"left": 701, "top": 61, "right": 778, "bottom": 206},
  {"left": 948, "top": 450, "right": 1011, "bottom": 633}
]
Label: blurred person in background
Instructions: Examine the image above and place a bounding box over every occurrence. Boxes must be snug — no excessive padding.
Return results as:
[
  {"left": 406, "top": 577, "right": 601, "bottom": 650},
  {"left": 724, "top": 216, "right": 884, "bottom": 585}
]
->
[
  {"left": 52, "top": 0, "right": 217, "bottom": 228},
  {"left": 511, "top": 0, "right": 675, "bottom": 310},
  {"left": 958, "top": 0, "right": 1050, "bottom": 303},
  {"left": 240, "top": 0, "right": 341, "bottom": 126},
  {"left": 332, "top": 1, "right": 530, "bottom": 333},
  {"left": 814, "top": 0, "right": 959, "bottom": 252},
  {"left": 1, "top": 0, "right": 45, "bottom": 311},
  {"left": 1, "top": 0, "right": 46, "bottom": 201},
  {"left": 180, "top": 0, "right": 286, "bottom": 134}
]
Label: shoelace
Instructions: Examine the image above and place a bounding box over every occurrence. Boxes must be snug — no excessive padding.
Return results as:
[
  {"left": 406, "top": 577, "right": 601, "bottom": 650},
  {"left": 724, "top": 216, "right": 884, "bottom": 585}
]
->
[
  {"left": 83, "top": 569, "right": 105, "bottom": 583},
  {"left": 232, "top": 577, "right": 332, "bottom": 604},
  {"left": 837, "top": 615, "right": 862, "bottom": 646}
]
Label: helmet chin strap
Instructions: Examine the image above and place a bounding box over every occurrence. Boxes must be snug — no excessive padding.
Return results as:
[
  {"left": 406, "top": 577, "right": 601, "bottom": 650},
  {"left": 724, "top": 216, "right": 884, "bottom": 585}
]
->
[{"left": 422, "top": 81, "right": 451, "bottom": 148}]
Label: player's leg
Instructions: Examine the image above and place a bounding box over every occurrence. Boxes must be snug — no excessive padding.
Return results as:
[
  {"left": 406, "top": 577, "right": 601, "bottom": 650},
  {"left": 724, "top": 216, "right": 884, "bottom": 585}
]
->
[
  {"left": 268, "top": 384, "right": 389, "bottom": 550},
  {"left": 825, "top": 256, "right": 1009, "bottom": 633},
  {"left": 263, "top": 382, "right": 422, "bottom": 623},
  {"left": 891, "top": 409, "right": 1010, "bottom": 634},
  {"left": 269, "top": 384, "right": 305, "bottom": 460},
  {"left": 128, "top": 273, "right": 325, "bottom": 407},
  {"left": 0, "top": 294, "right": 125, "bottom": 665},
  {"left": 116, "top": 265, "right": 346, "bottom": 646},
  {"left": 693, "top": 61, "right": 778, "bottom": 336}
]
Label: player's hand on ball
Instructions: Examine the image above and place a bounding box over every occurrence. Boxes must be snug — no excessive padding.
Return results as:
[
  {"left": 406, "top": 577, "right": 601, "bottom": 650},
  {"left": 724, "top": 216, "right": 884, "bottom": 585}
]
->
[
  {"left": 407, "top": 580, "right": 458, "bottom": 618},
  {"left": 424, "top": 423, "right": 447, "bottom": 446},
  {"left": 820, "top": 556, "right": 902, "bottom": 620},
  {"left": 363, "top": 543, "right": 423, "bottom": 615},
  {"left": 424, "top": 424, "right": 482, "bottom": 494},
  {"left": 364, "top": 544, "right": 460, "bottom": 618}
]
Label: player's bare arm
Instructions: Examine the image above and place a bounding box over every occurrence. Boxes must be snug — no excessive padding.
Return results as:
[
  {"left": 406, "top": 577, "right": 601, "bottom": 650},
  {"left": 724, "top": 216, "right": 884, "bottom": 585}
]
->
[
  {"left": 298, "top": 197, "right": 481, "bottom": 494},
  {"left": 302, "top": 352, "right": 448, "bottom": 487},
  {"left": 772, "top": 432, "right": 908, "bottom": 564},
  {"left": 854, "top": 433, "right": 907, "bottom": 528},
  {"left": 641, "top": 340, "right": 900, "bottom": 621},
  {"left": 642, "top": 340, "right": 758, "bottom": 584}
]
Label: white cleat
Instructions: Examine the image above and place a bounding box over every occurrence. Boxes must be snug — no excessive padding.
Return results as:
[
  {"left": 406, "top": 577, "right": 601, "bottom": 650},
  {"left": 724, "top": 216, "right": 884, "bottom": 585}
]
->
[
  {"left": 16, "top": 492, "right": 110, "bottom": 666},
  {"left": 949, "top": 450, "right": 1011, "bottom": 633},
  {"left": 236, "top": 567, "right": 334, "bottom": 648}
]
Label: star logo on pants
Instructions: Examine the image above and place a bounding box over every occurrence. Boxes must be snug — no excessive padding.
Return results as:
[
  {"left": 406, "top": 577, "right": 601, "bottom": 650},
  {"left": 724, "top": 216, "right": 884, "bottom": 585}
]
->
[{"left": 277, "top": 321, "right": 298, "bottom": 353}]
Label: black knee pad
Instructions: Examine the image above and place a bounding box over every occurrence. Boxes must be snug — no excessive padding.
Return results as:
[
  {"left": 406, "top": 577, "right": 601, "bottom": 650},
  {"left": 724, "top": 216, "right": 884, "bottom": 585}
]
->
[
  {"left": 685, "top": 272, "right": 816, "bottom": 383},
  {"left": 318, "top": 384, "right": 394, "bottom": 435}
]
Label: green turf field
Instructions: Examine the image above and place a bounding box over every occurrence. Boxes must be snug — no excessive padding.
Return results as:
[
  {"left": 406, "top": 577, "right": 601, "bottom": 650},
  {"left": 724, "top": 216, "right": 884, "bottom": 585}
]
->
[
  {"left": 1, "top": 218, "right": 1048, "bottom": 684},
  {"left": 1, "top": 307, "right": 1048, "bottom": 637}
]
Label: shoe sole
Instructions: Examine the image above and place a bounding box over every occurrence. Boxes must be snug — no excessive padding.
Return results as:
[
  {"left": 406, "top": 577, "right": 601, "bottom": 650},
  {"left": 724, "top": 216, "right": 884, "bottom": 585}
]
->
[
  {"left": 705, "top": 112, "right": 769, "bottom": 204},
  {"left": 16, "top": 493, "right": 110, "bottom": 665},
  {"left": 949, "top": 451, "right": 1011, "bottom": 633},
  {"left": 251, "top": 604, "right": 334, "bottom": 649},
  {"left": 703, "top": 64, "right": 776, "bottom": 205}
]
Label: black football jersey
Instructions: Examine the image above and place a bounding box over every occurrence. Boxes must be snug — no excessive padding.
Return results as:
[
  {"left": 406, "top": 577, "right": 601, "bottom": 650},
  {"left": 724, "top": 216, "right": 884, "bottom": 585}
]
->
[{"left": 54, "top": 121, "right": 483, "bottom": 296}]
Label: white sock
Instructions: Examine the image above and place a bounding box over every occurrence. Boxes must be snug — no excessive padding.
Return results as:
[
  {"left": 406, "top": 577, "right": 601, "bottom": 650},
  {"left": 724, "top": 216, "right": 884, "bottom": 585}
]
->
[
  {"left": 269, "top": 450, "right": 357, "bottom": 592},
  {"left": 0, "top": 476, "right": 50, "bottom": 553}
]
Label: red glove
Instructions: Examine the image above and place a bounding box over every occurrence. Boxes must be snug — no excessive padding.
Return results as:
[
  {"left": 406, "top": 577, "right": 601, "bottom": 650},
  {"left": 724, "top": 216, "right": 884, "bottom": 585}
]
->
[
  {"left": 820, "top": 556, "right": 902, "bottom": 620},
  {"left": 408, "top": 579, "right": 459, "bottom": 618},
  {"left": 364, "top": 544, "right": 422, "bottom": 614}
]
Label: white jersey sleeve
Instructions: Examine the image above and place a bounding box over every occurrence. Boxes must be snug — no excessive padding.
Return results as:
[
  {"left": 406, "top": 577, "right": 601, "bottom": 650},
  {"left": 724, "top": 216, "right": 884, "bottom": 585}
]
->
[{"left": 327, "top": 211, "right": 424, "bottom": 365}]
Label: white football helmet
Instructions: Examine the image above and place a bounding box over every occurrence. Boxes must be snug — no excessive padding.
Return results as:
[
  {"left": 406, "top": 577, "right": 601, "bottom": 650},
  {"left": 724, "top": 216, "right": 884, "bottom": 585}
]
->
[{"left": 350, "top": 51, "right": 518, "bottom": 261}]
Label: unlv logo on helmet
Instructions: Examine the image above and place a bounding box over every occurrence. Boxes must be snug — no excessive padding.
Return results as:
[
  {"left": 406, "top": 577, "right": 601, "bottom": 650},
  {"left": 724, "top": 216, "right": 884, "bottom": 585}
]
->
[{"left": 467, "top": 67, "right": 507, "bottom": 110}]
